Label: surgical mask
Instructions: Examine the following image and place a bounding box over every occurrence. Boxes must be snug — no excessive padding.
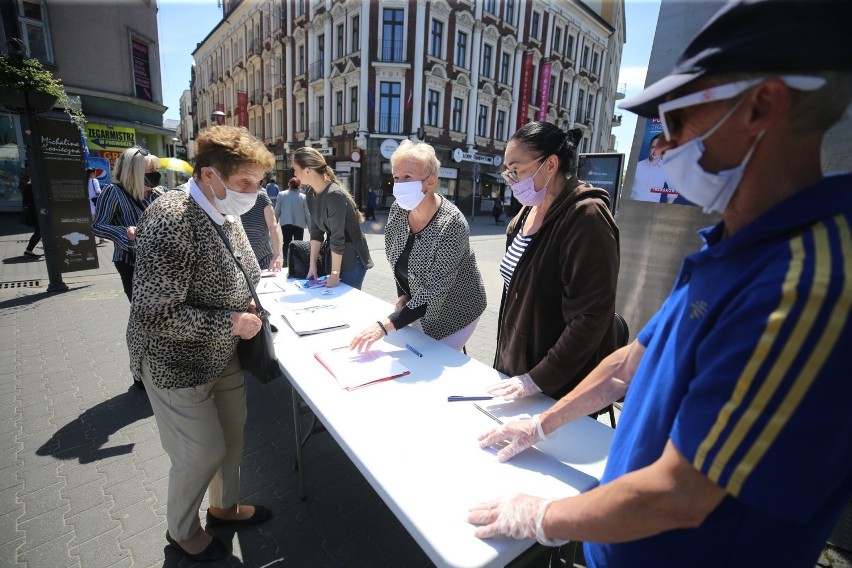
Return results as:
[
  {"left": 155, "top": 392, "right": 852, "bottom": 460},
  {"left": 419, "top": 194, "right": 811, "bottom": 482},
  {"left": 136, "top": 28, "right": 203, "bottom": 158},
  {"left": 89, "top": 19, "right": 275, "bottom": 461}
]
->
[
  {"left": 210, "top": 170, "right": 257, "bottom": 216},
  {"left": 393, "top": 180, "right": 426, "bottom": 210},
  {"left": 510, "top": 159, "right": 553, "bottom": 207},
  {"left": 661, "top": 99, "right": 764, "bottom": 214},
  {"left": 144, "top": 172, "right": 161, "bottom": 187}
]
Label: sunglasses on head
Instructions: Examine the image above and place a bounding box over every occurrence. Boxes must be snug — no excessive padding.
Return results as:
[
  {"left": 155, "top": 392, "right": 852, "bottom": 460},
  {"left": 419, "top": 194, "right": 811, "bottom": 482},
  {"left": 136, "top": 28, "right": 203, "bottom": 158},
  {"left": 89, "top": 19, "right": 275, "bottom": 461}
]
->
[{"left": 133, "top": 148, "right": 150, "bottom": 158}]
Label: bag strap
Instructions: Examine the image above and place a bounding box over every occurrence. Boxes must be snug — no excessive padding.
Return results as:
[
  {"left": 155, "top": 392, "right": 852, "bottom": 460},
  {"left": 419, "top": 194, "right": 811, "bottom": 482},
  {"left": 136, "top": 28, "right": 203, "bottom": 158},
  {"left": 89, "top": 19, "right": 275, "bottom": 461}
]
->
[{"left": 209, "top": 219, "right": 266, "bottom": 314}]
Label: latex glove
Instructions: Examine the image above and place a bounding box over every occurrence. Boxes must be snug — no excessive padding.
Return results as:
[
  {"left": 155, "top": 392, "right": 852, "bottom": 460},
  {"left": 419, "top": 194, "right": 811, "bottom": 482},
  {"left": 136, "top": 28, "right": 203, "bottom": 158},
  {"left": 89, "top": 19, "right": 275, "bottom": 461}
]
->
[
  {"left": 486, "top": 373, "right": 541, "bottom": 401},
  {"left": 468, "top": 494, "right": 568, "bottom": 546},
  {"left": 478, "top": 415, "right": 546, "bottom": 463}
]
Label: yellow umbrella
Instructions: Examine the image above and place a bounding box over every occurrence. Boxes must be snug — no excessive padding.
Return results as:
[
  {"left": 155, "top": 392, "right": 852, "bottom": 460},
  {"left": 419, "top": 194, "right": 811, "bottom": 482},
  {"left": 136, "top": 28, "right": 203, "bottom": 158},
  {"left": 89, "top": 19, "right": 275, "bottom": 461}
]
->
[{"left": 159, "top": 157, "right": 193, "bottom": 174}]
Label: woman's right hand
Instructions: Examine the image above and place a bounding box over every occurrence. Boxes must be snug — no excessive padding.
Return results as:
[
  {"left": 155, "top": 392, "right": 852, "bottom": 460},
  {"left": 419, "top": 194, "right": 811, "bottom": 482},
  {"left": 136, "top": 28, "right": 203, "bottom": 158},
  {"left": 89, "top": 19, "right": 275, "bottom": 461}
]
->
[
  {"left": 305, "top": 263, "right": 317, "bottom": 280},
  {"left": 231, "top": 311, "right": 262, "bottom": 339}
]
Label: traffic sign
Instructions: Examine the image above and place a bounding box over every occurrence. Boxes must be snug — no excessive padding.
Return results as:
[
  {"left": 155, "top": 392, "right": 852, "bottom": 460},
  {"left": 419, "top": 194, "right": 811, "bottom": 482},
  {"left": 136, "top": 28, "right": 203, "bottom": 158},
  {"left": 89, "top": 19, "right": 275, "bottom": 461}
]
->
[{"left": 452, "top": 148, "right": 502, "bottom": 166}]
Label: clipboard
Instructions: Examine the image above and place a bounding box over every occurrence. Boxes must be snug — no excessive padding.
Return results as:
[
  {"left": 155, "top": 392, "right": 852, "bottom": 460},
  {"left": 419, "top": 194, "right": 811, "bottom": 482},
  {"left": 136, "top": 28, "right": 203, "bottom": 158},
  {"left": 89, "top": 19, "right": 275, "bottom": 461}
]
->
[{"left": 280, "top": 304, "right": 349, "bottom": 336}]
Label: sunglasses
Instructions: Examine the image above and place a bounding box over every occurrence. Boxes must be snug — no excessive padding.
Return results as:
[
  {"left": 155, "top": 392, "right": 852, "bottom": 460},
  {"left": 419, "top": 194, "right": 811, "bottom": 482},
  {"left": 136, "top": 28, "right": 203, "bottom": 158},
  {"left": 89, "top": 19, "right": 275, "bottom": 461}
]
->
[
  {"left": 133, "top": 147, "right": 150, "bottom": 158},
  {"left": 500, "top": 156, "right": 546, "bottom": 184}
]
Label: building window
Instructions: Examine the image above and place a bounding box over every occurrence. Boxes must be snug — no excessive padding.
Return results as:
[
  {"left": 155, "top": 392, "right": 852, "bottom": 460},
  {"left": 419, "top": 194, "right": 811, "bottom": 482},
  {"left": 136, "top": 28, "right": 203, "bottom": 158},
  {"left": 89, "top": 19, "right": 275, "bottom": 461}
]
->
[
  {"left": 426, "top": 89, "right": 440, "bottom": 126},
  {"left": 566, "top": 35, "right": 575, "bottom": 59},
  {"left": 576, "top": 89, "right": 585, "bottom": 122},
  {"left": 336, "top": 23, "right": 344, "bottom": 59},
  {"left": 351, "top": 15, "right": 360, "bottom": 52},
  {"left": 451, "top": 97, "right": 464, "bottom": 131},
  {"left": 481, "top": 44, "right": 492, "bottom": 78},
  {"left": 592, "top": 52, "right": 599, "bottom": 75},
  {"left": 484, "top": 0, "right": 496, "bottom": 15},
  {"left": 430, "top": 19, "right": 443, "bottom": 58},
  {"left": 379, "top": 81, "right": 401, "bottom": 133},
  {"left": 349, "top": 86, "right": 358, "bottom": 122},
  {"left": 586, "top": 95, "right": 594, "bottom": 124},
  {"left": 553, "top": 27, "right": 562, "bottom": 55},
  {"left": 381, "top": 8, "right": 405, "bottom": 62},
  {"left": 531, "top": 11, "right": 540, "bottom": 39},
  {"left": 296, "top": 0, "right": 304, "bottom": 17},
  {"left": 275, "top": 108, "right": 283, "bottom": 137},
  {"left": 549, "top": 75, "right": 556, "bottom": 103},
  {"left": 499, "top": 51, "right": 510, "bottom": 84},
  {"left": 477, "top": 105, "right": 488, "bottom": 137},
  {"left": 19, "top": 0, "right": 53, "bottom": 63},
  {"left": 298, "top": 44, "right": 305, "bottom": 75},
  {"left": 561, "top": 81, "right": 570, "bottom": 107},
  {"left": 335, "top": 91, "right": 343, "bottom": 125},
  {"left": 317, "top": 34, "right": 325, "bottom": 63},
  {"left": 582, "top": 46, "right": 590, "bottom": 69},
  {"left": 455, "top": 31, "right": 468, "bottom": 68},
  {"left": 317, "top": 96, "right": 324, "bottom": 135},
  {"left": 496, "top": 110, "right": 506, "bottom": 141},
  {"left": 505, "top": 0, "right": 515, "bottom": 25},
  {"left": 298, "top": 101, "right": 305, "bottom": 131}
]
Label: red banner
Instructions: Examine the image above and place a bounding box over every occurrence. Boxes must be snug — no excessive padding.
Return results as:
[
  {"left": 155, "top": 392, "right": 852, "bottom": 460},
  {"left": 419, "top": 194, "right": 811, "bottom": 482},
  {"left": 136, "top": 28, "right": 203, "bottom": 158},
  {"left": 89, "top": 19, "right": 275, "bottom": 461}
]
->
[
  {"left": 516, "top": 50, "right": 534, "bottom": 131},
  {"left": 536, "top": 60, "right": 552, "bottom": 121},
  {"left": 237, "top": 92, "right": 248, "bottom": 127}
]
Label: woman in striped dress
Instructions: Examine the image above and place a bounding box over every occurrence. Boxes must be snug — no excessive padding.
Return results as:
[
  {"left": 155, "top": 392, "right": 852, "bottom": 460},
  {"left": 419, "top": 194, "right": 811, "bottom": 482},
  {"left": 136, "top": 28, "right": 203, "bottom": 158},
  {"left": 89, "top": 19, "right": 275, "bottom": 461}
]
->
[{"left": 91, "top": 147, "right": 162, "bottom": 301}]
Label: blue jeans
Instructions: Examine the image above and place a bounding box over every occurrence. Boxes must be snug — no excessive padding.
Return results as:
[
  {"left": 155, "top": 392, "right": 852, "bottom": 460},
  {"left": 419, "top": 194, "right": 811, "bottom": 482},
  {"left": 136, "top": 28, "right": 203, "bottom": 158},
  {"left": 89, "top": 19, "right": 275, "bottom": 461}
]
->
[{"left": 340, "top": 255, "right": 367, "bottom": 290}]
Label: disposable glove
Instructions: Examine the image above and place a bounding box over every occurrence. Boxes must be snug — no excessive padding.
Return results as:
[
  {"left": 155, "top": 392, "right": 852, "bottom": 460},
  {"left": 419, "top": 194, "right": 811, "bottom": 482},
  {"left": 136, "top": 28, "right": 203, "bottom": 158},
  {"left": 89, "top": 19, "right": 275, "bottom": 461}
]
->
[
  {"left": 477, "top": 415, "right": 547, "bottom": 462},
  {"left": 486, "top": 372, "right": 541, "bottom": 401},
  {"left": 468, "top": 494, "right": 569, "bottom": 546}
]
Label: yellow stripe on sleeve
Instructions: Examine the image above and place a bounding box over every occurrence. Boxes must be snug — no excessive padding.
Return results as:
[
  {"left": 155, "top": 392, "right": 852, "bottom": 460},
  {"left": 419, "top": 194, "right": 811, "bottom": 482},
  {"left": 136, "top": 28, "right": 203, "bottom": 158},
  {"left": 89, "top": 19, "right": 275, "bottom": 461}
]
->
[
  {"left": 727, "top": 217, "right": 852, "bottom": 495},
  {"left": 694, "top": 234, "right": 804, "bottom": 474}
]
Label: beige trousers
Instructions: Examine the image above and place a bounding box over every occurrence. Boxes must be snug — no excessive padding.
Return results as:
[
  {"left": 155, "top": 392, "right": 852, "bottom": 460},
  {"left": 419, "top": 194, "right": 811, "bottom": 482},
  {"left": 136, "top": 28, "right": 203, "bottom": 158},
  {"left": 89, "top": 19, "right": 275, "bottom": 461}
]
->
[{"left": 140, "top": 354, "right": 247, "bottom": 540}]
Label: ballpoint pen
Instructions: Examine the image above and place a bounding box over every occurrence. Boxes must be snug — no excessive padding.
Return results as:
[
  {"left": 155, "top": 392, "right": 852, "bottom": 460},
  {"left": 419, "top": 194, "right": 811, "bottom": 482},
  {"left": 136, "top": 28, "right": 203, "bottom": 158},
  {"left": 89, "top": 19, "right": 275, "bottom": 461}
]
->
[
  {"left": 404, "top": 343, "right": 423, "bottom": 357},
  {"left": 447, "top": 395, "right": 494, "bottom": 402},
  {"left": 474, "top": 404, "right": 503, "bottom": 425}
]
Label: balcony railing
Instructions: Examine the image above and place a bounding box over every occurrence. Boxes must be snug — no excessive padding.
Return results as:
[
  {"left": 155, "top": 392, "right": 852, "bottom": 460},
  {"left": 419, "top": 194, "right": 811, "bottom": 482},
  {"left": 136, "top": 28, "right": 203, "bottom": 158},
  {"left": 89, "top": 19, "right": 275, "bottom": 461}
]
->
[
  {"left": 615, "top": 83, "right": 627, "bottom": 100},
  {"left": 308, "top": 60, "right": 324, "bottom": 82},
  {"left": 378, "top": 113, "right": 401, "bottom": 134},
  {"left": 612, "top": 114, "right": 622, "bottom": 126},
  {"left": 379, "top": 39, "right": 406, "bottom": 63}
]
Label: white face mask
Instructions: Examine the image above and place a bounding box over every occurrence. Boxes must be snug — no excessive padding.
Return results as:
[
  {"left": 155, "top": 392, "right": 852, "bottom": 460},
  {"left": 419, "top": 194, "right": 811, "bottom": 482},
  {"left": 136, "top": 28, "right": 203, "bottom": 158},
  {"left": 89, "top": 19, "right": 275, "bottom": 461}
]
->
[
  {"left": 661, "top": 99, "right": 764, "bottom": 214},
  {"left": 210, "top": 170, "right": 257, "bottom": 216},
  {"left": 393, "top": 180, "right": 426, "bottom": 210}
]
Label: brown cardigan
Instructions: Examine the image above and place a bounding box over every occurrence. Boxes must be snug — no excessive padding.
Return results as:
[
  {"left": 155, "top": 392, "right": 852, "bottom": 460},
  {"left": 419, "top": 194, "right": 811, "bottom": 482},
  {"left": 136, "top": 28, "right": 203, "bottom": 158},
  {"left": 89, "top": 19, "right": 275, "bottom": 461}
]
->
[{"left": 494, "top": 177, "right": 620, "bottom": 399}]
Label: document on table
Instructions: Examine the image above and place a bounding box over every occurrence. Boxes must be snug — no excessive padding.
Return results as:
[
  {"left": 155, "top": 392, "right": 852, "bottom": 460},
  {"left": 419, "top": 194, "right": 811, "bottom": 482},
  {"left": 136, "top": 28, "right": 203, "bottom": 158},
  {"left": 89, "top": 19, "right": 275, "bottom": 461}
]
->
[
  {"left": 280, "top": 304, "right": 349, "bottom": 336},
  {"left": 315, "top": 348, "right": 410, "bottom": 390}
]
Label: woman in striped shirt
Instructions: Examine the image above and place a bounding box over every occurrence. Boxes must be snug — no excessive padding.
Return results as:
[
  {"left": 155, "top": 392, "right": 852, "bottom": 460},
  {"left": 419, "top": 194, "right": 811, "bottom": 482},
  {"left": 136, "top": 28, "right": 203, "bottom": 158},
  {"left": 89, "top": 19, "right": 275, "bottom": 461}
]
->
[{"left": 92, "top": 147, "right": 162, "bottom": 301}]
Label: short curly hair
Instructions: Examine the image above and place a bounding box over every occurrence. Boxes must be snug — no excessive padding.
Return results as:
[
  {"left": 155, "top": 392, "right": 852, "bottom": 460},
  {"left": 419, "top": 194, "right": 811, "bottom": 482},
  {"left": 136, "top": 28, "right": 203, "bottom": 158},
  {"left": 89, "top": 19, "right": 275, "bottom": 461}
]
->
[
  {"left": 194, "top": 126, "right": 274, "bottom": 178},
  {"left": 390, "top": 140, "right": 441, "bottom": 178}
]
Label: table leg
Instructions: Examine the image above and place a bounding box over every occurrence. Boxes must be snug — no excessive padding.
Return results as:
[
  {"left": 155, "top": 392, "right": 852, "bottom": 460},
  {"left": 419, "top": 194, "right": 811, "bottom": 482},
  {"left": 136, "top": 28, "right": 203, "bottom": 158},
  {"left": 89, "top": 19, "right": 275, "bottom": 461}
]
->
[{"left": 291, "top": 385, "right": 306, "bottom": 500}]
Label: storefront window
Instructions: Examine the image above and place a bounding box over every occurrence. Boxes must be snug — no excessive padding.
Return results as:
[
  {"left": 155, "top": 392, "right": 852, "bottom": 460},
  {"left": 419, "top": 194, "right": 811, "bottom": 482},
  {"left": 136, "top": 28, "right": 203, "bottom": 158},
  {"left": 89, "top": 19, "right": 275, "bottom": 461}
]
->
[{"left": 0, "top": 114, "right": 24, "bottom": 210}]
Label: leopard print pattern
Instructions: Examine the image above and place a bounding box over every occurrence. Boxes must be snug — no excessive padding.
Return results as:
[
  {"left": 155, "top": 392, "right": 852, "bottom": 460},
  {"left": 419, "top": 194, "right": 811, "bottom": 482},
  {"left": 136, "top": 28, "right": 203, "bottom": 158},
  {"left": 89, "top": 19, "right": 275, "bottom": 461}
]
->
[{"left": 127, "top": 190, "right": 260, "bottom": 389}]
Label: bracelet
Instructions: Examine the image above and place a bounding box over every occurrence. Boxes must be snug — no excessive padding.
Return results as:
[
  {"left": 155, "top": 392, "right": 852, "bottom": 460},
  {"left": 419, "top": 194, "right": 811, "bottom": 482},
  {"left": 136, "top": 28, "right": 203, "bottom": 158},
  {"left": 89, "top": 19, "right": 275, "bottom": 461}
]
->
[
  {"left": 331, "top": 270, "right": 340, "bottom": 275},
  {"left": 376, "top": 321, "right": 388, "bottom": 336}
]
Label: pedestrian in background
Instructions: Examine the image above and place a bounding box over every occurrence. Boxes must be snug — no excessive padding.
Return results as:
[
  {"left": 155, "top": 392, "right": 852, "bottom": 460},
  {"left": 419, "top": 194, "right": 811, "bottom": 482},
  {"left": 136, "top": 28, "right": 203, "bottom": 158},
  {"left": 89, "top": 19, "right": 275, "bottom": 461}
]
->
[
  {"left": 87, "top": 167, "right": 107, "bottom": 244},
  {"left": 129, "top": 125, "right": 275, "bottom": 563},
  {"left": 240, "top": 186, "right": 282, "bottom": 271},
  {"left": 469, "top": 3, "right": 852, "bottom": 567},
  {"left": 293, "top": 147, "right": 374, "bottom": 289},
  {"left": 265, "top": 176, "right": 280, "bottom": 204},
  {"left": 21, "top": 178, "right": 40, "bottom": 258},
  {"left": 273, "top": 176, "right": 311, "bottom": 265},
  {"left": 366, "top": 186, "right": 377, "bottom": 220},
  {"left": 91, "top": 147, "right": 162, "bottom": 303}
]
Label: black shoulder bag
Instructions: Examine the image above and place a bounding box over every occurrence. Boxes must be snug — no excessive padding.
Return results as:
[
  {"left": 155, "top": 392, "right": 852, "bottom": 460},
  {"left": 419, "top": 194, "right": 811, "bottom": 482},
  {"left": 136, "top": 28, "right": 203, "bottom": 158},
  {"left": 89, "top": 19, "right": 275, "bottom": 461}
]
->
[
  {"left": 287, "top": 239, "right": 330, "bottom": 279},
  {"left": 211, "top": 221, "right": 285, "bottom": 385}
]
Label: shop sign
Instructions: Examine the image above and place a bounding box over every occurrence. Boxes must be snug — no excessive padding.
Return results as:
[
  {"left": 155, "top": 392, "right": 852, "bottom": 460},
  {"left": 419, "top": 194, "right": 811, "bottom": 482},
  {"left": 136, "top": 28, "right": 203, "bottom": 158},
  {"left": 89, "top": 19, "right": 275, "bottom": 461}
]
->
[{"left": 85, "top": 123, "right": 136, "bottom": 151}]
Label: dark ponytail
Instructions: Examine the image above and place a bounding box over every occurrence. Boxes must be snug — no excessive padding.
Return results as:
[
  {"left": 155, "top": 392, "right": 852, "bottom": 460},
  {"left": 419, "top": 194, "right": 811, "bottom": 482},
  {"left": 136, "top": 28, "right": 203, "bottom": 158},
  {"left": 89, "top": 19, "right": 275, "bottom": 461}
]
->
[{"left": 509, "top": 122, "right": 583, "bottom": 175}]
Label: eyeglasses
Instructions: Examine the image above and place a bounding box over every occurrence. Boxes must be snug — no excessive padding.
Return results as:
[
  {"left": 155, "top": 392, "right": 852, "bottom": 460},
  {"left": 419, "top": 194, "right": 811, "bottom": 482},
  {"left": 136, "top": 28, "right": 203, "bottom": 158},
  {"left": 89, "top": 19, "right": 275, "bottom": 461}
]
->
[
  {"left": 500, "top": 156, "right": 546, "bottom": 184},
  {"left": 657, "top": 75, "right": 826, "bottom": 141}
]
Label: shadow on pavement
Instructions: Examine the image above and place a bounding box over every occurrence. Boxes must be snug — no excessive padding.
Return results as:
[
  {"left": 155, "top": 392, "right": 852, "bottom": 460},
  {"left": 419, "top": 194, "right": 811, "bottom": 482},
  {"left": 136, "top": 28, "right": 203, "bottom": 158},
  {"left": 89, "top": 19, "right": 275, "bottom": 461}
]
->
[
  {"left": 0, "top": 284, "right": 91, "bottom": 310},
  {"left": 2, "top": 255, "right": 43, "bottom": 264},
  {"left": 36, "top": 385, "right": 153, "bottom": 464}
]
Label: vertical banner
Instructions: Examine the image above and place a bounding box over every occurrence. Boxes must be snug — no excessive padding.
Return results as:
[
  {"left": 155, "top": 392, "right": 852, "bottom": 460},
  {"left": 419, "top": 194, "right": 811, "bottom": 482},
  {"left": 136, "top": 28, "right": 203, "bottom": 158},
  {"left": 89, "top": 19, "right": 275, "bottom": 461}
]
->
[
  {"left": 237, "top": 92, "right": 248, "bottom": 127},
  {"left": 37, "top": 118, "right": 98, "bottom": 273},
  {"left": 131, "top": 38, "right": 153, "bottom": 102},
  {"left": 536, "top": 60, "right": 552, "bottom": 121},
  {"left": 516, "top": 50, "right": 534, "bottom": 131}
]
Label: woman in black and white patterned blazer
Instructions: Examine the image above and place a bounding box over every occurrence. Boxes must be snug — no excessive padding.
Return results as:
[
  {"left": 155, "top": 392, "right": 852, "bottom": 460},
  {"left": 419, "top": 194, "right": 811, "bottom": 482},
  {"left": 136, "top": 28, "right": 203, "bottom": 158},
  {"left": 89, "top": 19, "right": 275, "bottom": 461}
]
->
[{"left": 350, "top": 140, "right": 487, "bottom": 352}]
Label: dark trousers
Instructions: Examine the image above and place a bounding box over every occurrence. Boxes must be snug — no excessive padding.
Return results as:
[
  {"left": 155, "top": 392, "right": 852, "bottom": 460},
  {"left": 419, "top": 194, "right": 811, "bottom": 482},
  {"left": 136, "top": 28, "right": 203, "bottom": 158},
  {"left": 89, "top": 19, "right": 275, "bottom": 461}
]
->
[
  {"left": 26, "top": 226, "right": 41, "bottom": 251},
  {"left": 366, "top": 206, "right": 375, "bottom": 220},
  {"left": 281, "top": 224, "right": 304, "bottom": 261},
  {"left": 114, "top": 261, "right": 134, "bottom": 301}
]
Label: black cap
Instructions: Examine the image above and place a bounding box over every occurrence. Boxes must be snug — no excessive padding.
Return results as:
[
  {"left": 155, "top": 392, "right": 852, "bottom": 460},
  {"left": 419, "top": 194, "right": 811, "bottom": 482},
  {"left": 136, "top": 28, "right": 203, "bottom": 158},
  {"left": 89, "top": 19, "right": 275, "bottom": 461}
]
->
[
  {"left": 620, "top": 0, "right": 852, "bottom": 118},
  {"left": 86, "top": 167, "right": 95, "bottom": 173}
]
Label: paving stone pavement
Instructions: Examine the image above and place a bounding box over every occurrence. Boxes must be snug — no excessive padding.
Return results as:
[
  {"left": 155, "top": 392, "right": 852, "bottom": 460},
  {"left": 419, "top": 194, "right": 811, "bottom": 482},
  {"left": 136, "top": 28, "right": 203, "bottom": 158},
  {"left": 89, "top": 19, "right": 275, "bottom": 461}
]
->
[{"left": 2, "top": 211, "right": 849, "bottom": 568}]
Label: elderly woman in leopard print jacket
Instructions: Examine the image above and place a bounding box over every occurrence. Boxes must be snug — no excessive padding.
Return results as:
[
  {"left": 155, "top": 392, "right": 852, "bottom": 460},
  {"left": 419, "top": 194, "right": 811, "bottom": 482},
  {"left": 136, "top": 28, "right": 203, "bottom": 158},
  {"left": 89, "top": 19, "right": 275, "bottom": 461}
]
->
[
  {"left": 127, "top": 126, "right": 274, "bottom": 563},
  {"left": 350, "top": 140, "right": 487, "bottom": 352}
]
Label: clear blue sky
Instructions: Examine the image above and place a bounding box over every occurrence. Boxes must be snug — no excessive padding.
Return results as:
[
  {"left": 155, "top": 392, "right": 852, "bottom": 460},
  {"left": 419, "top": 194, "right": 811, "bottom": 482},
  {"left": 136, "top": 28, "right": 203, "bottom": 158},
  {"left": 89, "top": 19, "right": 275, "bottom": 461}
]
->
[{"left": 157, "top": 0, "right": 660, "bottom": 163}]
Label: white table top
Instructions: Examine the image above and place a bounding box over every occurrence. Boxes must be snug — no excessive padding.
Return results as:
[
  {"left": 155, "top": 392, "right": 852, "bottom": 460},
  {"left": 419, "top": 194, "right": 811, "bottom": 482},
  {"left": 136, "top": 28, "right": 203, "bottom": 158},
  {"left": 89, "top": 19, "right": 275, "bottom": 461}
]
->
[{"left": 260, "top": 275, "right": 614, "bottom": 568}]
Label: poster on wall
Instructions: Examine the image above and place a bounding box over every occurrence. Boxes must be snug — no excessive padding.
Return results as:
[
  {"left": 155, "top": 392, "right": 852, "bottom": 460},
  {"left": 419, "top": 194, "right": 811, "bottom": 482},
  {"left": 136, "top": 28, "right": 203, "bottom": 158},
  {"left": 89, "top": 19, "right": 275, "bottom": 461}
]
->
[
  {"left": 37, "top": 118, "right": 98, "bottom": 273},
  {"left": 578, "top": 153, "right": 624, "bottom": 214},
  {"left": 132, "top": 38, "right": 154, "bottom": 102},
  {"left": 86, "top": 156, "right": 111, "bottom": 188},
  {"left": 630, "top": 118, "right": 694, "bottom": 206}
]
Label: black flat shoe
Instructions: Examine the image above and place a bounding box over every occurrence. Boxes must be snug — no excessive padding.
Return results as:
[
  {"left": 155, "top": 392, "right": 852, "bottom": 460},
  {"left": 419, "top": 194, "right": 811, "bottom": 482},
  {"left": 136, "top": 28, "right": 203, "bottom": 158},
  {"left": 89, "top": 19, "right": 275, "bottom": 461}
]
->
[
  {"left": 205, "top": 504, "right": 273, "bottom": 528},
  {"left": 165, "top": 531, "right": 229, "bottom": 563}
]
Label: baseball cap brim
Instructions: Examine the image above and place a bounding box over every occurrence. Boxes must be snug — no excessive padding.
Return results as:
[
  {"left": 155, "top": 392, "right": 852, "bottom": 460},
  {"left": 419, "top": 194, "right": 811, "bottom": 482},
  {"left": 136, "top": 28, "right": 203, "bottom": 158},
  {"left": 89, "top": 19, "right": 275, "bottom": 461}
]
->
[{"left": 619, "top": 73, "right": 702, "bottom": 118}]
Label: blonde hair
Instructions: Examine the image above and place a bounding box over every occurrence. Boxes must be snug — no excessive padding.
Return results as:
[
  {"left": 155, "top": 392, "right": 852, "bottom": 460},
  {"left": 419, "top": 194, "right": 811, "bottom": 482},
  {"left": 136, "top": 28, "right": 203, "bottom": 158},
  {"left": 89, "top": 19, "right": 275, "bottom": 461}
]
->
[
  {"left": 390, "top": 140, "right": 441, "bottom": 178},
  {"left": 194, "top": 125, "right": 275, "bottom": 178},
  {"left": 292, "top": 147, "right": 363, "bottom": 222},
  {"left": 116, "top": 147, "right": 158, "bottom": 200},
  {"left": 144, "top": 154, "right": 161, "bottom": 173}
]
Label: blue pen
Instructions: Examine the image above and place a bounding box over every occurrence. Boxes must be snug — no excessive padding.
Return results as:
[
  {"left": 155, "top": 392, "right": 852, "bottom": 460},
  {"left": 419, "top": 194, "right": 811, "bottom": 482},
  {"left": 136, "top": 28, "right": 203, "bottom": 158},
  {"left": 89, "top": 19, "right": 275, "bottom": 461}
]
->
[{"left": 405, "top": 343, "right": 423, "bottom": 357}]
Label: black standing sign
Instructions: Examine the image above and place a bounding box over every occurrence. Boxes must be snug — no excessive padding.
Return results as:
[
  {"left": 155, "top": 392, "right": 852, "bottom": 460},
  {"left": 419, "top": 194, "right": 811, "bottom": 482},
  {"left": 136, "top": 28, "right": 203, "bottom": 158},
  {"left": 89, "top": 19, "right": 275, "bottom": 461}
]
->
[
  {"left": 37, "top": 117, "right": 98, "bottom": 272},
  {"left": 132, "top": 38, "right": 153, "bottom": 101},
  {"left": 578, "top": 153, "right": 625, "bottom": 214}
]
